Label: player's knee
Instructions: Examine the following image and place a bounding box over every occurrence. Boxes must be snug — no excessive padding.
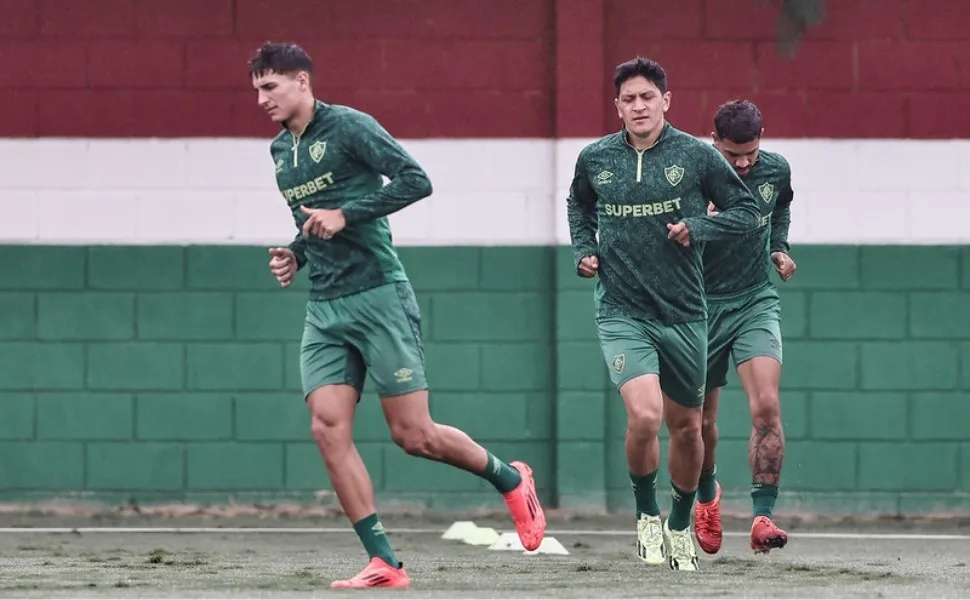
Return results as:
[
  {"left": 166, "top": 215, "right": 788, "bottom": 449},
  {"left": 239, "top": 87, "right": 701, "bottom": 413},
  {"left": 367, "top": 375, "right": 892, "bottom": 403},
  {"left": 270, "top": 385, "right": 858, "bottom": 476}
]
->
[
  {"left": 701, "top": 415, "right": 718, "bottom": 445},
  {"left": 750, "top": 389, "right": 781, "bottom": 427},
  {"left": 309, "top": 413, "right": 352, "bottom": 454},
  {"left": 669, "top": 418, "right": 702, "bottom": 442},
  {"left": 626, "top": 402, "right": 662, "bottom": 440},
  {"left": 666, "top": 407, "right": 702, "bottom": 442},
  {"left": 389, "top": 422, "right": 438, "bottom": 458}
]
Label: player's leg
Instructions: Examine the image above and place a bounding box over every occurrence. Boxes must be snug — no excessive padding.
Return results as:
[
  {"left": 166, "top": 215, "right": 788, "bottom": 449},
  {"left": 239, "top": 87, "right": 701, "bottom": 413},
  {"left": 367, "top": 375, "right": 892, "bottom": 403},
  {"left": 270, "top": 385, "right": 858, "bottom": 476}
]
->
[
  {"left": 694, "top": 302, "right": 736, "bottom": 555},
  {"left": 694, "top": 386, "right": 724, "bottom": 554},
  {"left": 359, "top": 282, "right": 545, "bottom": 551},
  {"left": 731, "top": 287, "right": 787, "bottom": 553},
  {"left": 654, "top": 319, "right": 707, "bottom": 571},
  {"left": 597, "top": 316, "right": 666, "bottom": 566},
  {"left": 379, "top": 389, "right": 544, "bottom": 549},
  {"left": 300, "top": 304, "right": 409, "bottom": 589}
]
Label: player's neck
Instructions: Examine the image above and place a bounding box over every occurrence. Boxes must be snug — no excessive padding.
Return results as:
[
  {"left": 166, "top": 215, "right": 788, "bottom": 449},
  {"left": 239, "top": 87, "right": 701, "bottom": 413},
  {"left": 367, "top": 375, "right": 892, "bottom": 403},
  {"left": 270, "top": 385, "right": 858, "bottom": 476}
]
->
[
  {"left": 627, "top": 120, "right": 665, "bottom": 150},
  {"left": 285, "top": 96, "right": 317, "bottom": 136}
]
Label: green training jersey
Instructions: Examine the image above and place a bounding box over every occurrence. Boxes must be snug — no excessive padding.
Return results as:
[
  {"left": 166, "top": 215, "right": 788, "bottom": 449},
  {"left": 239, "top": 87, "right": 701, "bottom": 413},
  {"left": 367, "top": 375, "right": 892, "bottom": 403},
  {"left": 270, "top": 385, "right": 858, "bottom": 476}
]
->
[
  {"left": 566, "top": 123, "right": 762, "bottom": 325},
  {"left": 270, "top": 100, "right": 432, "bottom": 299},
  {"left": 702, "top": 149, "right": 794, "bottom": 297}
]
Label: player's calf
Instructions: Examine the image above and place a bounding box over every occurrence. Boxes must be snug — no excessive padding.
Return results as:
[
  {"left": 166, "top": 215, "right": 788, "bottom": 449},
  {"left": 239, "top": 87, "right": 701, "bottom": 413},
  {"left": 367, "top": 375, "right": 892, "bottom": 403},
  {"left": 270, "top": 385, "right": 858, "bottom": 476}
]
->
[
  {"left": 737, "top": 357, "right": 785, "bottom": 522},
  {"left": 695, "top": 388, "right": 723, "bottom": 554},
  {"left": 664, "top": 400, "right": 703, "bottom": 534},
  {"left": 382, "top": 390, "right": 546, "bottom": 551},
  {"left": 749, "top": 389, "right": 784, "bottom": 519},
  {"left": 388, "top": 416, "right": 442, "bottom": 460},
  {"left": 619, "top": 375, "right": 666, "bottom": 563},
  {"left": 308, "top": 386, "right": 403, "bottom": 578}
]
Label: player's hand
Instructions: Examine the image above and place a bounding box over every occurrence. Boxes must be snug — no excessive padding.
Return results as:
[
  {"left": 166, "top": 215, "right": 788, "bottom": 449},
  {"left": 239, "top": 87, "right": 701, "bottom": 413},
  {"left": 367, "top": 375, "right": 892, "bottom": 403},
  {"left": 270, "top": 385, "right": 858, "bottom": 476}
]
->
[
  {"left": 268, "top": 247, "right": 297, "bottom": 288},
  {"left": 577, "top": 255, "right": 599, "bottom": 278},
  {"left": 771, "top": 252, "right": 797, "bottom": 282},
  {"left": 667, "top": 222, "right": 691, "bottom": 247},
  {"left": 707, "top": 202, "right": 719, "bottom": 216},
  {"left": 300, "top": 205, "right": 346, "bottom": 240}
]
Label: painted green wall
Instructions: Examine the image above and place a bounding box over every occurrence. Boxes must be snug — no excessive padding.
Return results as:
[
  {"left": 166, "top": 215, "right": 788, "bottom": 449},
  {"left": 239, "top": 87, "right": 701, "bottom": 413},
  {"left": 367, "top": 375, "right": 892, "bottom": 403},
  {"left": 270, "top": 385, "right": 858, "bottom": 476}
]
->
[{"left": 0, "top": 245, "right": 968, "bottom": 515}]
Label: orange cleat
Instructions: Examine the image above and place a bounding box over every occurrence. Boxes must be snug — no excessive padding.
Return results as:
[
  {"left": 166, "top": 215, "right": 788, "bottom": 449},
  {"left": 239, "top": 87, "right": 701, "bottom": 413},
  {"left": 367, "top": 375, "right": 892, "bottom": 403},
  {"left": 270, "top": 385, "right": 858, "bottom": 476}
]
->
[
  {"left": 501, "top": 461, "right": 546, "bottom": 552},
  {"left": 330, "top": 557, "right": 410, "bottom": 589},
  {"left": 750, "top": 515, "right": 788, "bottom": 554},
  {"left": 694, "top": 482, "right": 723, "bottom": 555}
]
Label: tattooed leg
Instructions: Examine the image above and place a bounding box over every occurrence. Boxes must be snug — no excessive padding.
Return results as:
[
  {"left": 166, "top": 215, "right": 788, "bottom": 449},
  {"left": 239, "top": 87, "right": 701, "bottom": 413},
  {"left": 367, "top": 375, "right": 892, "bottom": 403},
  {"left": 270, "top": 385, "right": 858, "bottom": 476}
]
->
[
  {"left": 749, "top": 420, "right": 785, "bottom": 486},
  {"left": 737, "top": 357, "right": 785, "bottom": 519}
]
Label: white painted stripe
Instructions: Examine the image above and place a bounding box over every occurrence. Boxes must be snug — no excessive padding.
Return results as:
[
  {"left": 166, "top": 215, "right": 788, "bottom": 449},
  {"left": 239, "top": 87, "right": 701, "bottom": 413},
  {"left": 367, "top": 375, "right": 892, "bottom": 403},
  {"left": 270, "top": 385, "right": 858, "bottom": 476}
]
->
[
  {"left": 1, "top": 527, "right": 966, "bottom": 541},
  {"left": 2, "top": 138, "right": 968, "bottom": 246}
]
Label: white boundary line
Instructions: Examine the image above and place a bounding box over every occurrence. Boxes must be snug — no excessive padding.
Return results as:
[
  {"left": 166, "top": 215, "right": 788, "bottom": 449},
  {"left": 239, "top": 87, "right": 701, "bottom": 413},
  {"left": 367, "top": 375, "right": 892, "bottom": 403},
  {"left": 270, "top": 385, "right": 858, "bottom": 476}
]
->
[{"left": 0, "top": 527, "right": 967, "bottom": 541}]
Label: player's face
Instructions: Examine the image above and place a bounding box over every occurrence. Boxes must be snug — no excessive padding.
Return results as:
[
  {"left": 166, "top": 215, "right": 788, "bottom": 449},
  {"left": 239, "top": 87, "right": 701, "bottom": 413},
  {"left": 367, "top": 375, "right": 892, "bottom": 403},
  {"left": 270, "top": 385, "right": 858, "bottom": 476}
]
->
[
  {"left": 614, "top": 76, "right": 670, "bottom": 140},
  {"left": 713, "top": 133, "right": 762, "bottom": 177},
  {"left": 252, "top": 71, "right": 308, "bottom": 123}
]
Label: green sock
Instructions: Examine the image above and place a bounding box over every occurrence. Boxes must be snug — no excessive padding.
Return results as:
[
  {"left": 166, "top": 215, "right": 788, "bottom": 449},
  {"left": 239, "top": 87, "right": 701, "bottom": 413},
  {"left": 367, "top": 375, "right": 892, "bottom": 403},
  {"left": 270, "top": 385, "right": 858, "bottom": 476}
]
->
[
  {"left": 479, "top": 452, "right": 522, "bottom": 494},
  {"left": 353, "top": 513, "right": 399, "bottom": 567},
  {"left": 697, "top": 465, "right": 718, "bottom": 504},
  {"left": 752, "top": 483, "right": 778, "bottom": 518},
  {"left": 667, "top": 483, "right": 696, "bottom": 531},
  {"left": 629, "top": 470, "right": 660, "bottom": 519}
]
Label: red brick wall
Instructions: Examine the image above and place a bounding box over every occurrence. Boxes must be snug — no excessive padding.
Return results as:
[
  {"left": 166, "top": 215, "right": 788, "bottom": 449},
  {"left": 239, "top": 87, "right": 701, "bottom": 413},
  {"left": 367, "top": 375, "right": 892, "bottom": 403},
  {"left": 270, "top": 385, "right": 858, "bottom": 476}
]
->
[{"left": 2, "top": 0, "right": 967, "bottom": 138}]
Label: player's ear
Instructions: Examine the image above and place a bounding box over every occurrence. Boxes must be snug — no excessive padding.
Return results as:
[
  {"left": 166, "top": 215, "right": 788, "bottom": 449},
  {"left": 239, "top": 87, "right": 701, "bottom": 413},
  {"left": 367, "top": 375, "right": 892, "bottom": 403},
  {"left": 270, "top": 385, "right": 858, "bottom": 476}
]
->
[{"left": 662, "top": 91, "right": 671, "bottom": 113}]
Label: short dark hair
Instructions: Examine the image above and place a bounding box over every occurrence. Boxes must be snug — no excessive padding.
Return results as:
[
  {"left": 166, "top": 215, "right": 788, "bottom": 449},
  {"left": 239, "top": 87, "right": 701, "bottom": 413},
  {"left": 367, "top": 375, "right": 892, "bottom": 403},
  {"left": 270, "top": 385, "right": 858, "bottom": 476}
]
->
[
  {"left": 613, "top": 57, "right": 668, "bottom": 96},
  {"left": 249, "top": 42, "right": 313, "bottom": 78},
  {"left": 713, "top": 99, "right": 763, "bottom": 144}
]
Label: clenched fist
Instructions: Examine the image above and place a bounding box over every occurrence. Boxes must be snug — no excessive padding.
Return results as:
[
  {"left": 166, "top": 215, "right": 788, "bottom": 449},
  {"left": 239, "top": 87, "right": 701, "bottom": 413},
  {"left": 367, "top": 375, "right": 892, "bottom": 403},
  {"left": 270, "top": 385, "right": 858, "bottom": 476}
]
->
[
  {"left": 578, "top": 255, "right": 599, "bottom": 278},
  {"left": 268, "top": 247, "right": 297, "bottom": 288},
  {"left": 771, "top": 252, "right": 796, "bottom": 282}
]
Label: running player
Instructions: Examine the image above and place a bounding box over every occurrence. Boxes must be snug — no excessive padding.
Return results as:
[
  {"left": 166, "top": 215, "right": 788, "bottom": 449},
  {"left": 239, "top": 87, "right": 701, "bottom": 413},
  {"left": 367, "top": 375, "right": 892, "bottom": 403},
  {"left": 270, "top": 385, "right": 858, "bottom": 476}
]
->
[
  {"left": 566, "top": 57, "right": 761, "bottom": 571},
  {"left": 693, "top": 99, "right": 795, "bottom": 556},
  {"left": 252, "top": 42, "right": 546, "bottom": 589}
]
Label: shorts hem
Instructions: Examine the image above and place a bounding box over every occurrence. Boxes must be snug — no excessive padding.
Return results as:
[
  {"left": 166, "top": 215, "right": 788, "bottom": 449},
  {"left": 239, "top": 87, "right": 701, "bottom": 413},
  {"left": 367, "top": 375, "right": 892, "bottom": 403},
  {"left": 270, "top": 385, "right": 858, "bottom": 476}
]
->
[
  {"left": 303, "top": 381, "right": 364, "bottom": 404},
  {"left": 664, "top": 392, "right": 704, "bottom": 409},
  {"left": 375, "top": 382, "right": 429, "bottom": 399},
  {"left": 705, "top": 377, "right": 728, "bottom": 390},
  {"left": 612, "top": 369, "right": 659, "bottom": 392},
  {"left": 734, "top": 353, "right": 783, "bottom": 369}
]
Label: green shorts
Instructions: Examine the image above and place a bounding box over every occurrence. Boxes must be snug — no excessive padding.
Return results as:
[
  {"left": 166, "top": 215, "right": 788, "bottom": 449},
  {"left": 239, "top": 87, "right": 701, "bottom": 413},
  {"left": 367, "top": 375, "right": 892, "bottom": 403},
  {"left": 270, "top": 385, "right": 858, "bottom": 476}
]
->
[
  {"left": 300, "top": 282, "right": 427, "bottom": 399},
  {"left": 706, "top": 284, "right": 783, "bottom": 390},
  {"left": 596, "top": 315, "right": 707, "bottom": 408}
]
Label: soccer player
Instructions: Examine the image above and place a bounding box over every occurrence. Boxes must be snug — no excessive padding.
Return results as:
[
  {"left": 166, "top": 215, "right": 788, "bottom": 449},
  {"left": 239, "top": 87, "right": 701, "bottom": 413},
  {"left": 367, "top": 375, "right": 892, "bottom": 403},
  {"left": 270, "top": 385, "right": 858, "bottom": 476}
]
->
[
  {"left": 566, "top": 57, "right": 762, "bottom": 571},
  {"left": 693, "top": 99, "right": 795, "bottom": 556},
  {"left": 250, "top": 42, "right": 546, "bottom": 589}
]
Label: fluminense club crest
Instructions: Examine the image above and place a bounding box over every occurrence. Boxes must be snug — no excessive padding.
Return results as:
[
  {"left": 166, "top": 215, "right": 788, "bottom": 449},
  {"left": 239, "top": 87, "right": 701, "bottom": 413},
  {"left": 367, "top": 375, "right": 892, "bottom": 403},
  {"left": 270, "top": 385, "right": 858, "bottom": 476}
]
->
[
  {"left": 309, "top": 140, "right": 327, "bottom": 163},
  {"left": 758, "top": 182, "right": 774, "bottom": 203},
  {"left": 664, "top": 165, "right": 684, "bottom": 186}
]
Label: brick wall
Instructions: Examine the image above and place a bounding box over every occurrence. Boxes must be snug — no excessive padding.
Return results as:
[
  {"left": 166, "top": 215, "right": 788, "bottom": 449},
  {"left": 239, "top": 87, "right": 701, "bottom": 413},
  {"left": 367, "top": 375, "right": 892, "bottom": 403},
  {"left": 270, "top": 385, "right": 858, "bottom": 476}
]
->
[
  {"left": 3, "top": 0, "right": 970, "bottom": 139},
  {"left": 0, "top": 245, "right": 555, "bottom": 509},
  {"left": 2, "top": 244, "right": 968, "bottom": 514}
]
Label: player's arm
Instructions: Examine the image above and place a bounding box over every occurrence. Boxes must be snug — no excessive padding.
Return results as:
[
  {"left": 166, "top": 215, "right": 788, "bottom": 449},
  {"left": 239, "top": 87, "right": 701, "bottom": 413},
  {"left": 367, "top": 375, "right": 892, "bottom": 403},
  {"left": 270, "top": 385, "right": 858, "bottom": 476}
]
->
[
  {"left": 338, "top": 112, "right": 433, "bottom": 225},
  {"left": 769, "top": 170, "right": 794, "bottom": 254},
  {"left": 270, "top": 144, "right": 308, "bottom": 271},
  {"left": 288, "top": 231, "right": 308, "bottom": 270},
  {"left": 679, "top": 149, "right": 760, "bottom": 243},
  {"left": 565, "top": 150, "right": 599, "bottom": 273}
]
